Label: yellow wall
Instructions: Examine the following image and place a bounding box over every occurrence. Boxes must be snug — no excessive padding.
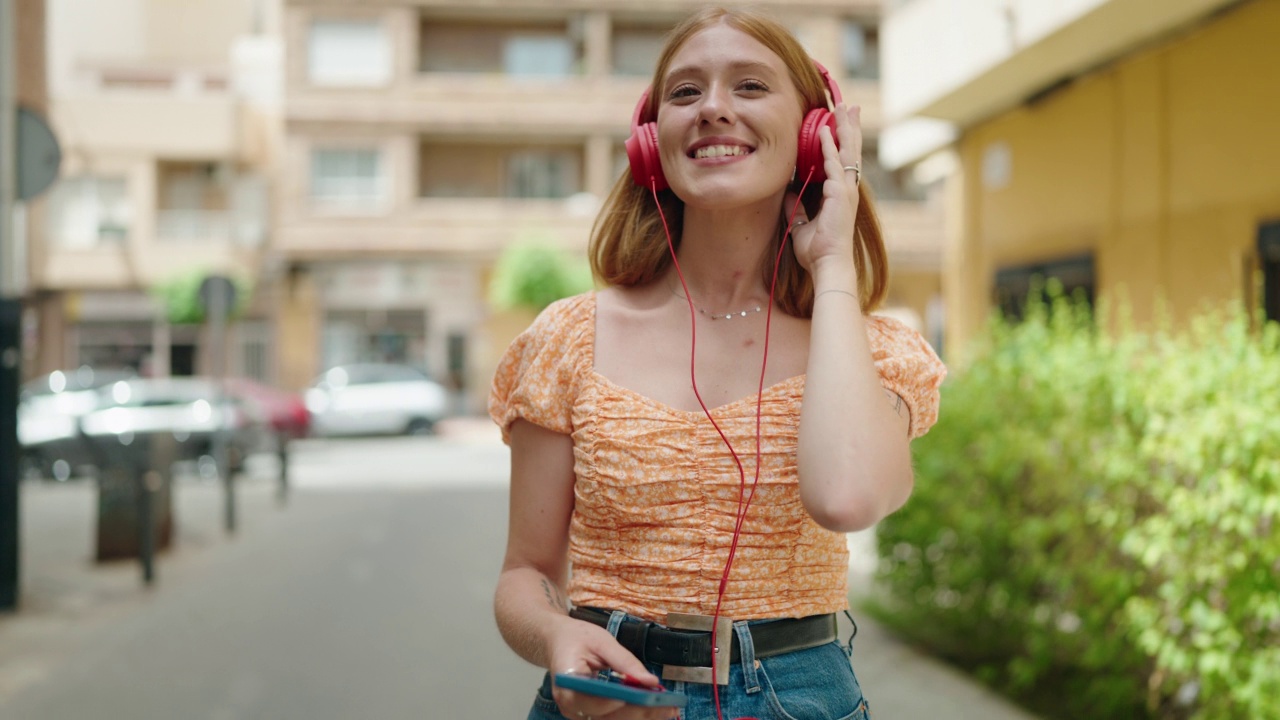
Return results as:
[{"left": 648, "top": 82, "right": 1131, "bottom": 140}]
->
[{"left": 948, "top": 0, "right": 1280, "bottom": 354}]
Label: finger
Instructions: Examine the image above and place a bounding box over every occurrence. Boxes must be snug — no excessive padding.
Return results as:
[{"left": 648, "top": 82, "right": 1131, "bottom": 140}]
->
[
  {"left": 834, "top": 103, "right": 863, "bottom": 162},
  {"left": 593, "top": 643, "right": 661, "bottom": 687},
  {"left": 820, "top": 127, "right": 862, "bottom": 205},
  {"left": 818, "top": 126, "right": 849, "bottom": 191}
]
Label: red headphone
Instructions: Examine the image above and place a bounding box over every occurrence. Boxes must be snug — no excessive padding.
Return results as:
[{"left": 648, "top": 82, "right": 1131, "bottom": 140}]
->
[{"left": 625, "top": 61, "right": 843, "bottom": 191}]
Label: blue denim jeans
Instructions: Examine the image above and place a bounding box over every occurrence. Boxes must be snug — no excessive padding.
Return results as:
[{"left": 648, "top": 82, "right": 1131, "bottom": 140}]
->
[{"left": 527, "top": 610, "right": 870, "bottom": 720}]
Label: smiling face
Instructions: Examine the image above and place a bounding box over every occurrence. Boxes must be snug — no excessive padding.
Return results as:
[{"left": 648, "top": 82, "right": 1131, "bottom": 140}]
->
[{"left": 655, "top": 22, "right": 805, "bottom": 211}]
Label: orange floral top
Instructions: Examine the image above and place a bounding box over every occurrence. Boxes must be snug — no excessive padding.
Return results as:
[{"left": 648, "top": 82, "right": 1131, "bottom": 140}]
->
[{"left": 489, "top": 292, "right": 945, "bottom": 622}]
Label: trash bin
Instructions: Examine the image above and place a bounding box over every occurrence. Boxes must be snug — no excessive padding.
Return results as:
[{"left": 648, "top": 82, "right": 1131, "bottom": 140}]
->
[{"left": 93, "top": 433, "right": 176, "bottom": 562}]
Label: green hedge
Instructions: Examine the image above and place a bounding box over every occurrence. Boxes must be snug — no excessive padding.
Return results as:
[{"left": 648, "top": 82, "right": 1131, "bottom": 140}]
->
[{"left": 869, "top": 287, "right": 1280, "bottom": 719}]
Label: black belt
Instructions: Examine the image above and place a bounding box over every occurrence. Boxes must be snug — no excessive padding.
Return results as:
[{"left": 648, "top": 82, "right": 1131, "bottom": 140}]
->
[{"left": 569, "top": 607, "right": 837, "bottom": 667}]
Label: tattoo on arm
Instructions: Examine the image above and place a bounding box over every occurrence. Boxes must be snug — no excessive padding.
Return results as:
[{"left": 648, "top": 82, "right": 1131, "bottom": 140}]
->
[
  {"left": 541, "top": 578, "right": 568, "bottom": 612},
  {"left": 883, "top": 388, "right": 905, "bottom": 417}
]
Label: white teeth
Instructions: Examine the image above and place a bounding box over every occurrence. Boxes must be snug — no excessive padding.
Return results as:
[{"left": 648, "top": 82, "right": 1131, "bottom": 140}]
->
[{"left": 694, "top": 145, "right": 750, "bottom": 159}]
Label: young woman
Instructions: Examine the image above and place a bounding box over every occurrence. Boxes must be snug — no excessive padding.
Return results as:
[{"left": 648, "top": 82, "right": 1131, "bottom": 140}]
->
[{"left": 490, "top": 7, "right": 946, "bottom": 720}]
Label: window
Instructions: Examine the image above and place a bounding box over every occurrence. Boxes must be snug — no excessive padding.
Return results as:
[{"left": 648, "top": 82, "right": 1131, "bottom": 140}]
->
[
  {"left": 308, "top": 20, "right": 391, "bottom": 86},
  {"left": 507, "top": 150, "right": 580, "bottom": 199},
  {"left": 323, "top": 309, "right": 427, "bottom": 368},
  {"left": 612, "top": 24, "right": 666, "bottom": 76},
  {"left": 419, "top": 18, "right": 580, "bottom": 77},
  {"left": 46, "top": 176, "right": 130, "bottom": 248},
  {"left": 1258, "top": 222, "right": 1280, "bottom": 323},
  {"left": 842, "top": 20, "right": 880, "bottom": 80},
  {"left": 504, "top": 36, "right": 575, "bottom": 76},
  {"left": 419, "top": 141, "right": 582, "bottom": 199},
  {"left": 311, "top": 148, "right": 385, "bottom": 209},
  {"left": 994, "top": 255, "right": 1095, "bottom": 320}
]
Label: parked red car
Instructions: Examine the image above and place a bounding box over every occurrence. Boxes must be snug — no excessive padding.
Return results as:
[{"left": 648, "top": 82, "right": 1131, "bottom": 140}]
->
[{"left": 224, "top": 378, "right": 310, "bottom": 444}]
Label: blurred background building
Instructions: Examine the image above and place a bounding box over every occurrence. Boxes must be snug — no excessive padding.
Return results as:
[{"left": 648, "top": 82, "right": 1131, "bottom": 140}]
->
[
  {"left": 275, "top": 0, "right": 944, "bottom": 412},
  {"left": 18, "top": 0, "right": 946, "bottom": 415},
  {"left": 29, "top": 0, "right": 281, "bottom": 379},
  {"left": 880, "top": 0, "right": 1280, "bottom": 355}
]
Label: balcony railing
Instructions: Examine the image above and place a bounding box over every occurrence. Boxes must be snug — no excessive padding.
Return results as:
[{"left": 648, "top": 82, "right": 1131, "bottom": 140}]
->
[{"left": 156, "top": 210, "right": 264, "bottom": 246}]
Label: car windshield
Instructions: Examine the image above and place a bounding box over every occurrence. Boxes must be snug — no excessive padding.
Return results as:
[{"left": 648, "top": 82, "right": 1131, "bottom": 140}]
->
[
  {"left": 315, "top": 364, "right": 431, "bottom": 389},
  {"left": 104, "top": 380, "right": 223, "bottom": 408}
]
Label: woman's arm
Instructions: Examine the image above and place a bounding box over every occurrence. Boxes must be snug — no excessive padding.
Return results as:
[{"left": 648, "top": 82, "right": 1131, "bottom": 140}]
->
[
  {"left": 494, "top": 419, "right": 578, "bottom": 666},
  {"left": 797, "top": 265, "right": 913, "bottom": 532},
  {"left": 791, "top": 107, "right": 915, "bottom": 533},
  {"left": 494, "top": 421, "right": 659, "bottom": 684}
]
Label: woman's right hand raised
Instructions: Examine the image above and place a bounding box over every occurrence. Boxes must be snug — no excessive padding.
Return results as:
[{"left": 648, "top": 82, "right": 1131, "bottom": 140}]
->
[{"left": 547, "top": 615, "right": 680, "bottom": 720}]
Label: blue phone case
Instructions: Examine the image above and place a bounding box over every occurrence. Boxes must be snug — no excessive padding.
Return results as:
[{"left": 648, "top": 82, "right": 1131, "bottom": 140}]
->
[{"left": 553, "top": 673, "right": 689, "bottom": 708}]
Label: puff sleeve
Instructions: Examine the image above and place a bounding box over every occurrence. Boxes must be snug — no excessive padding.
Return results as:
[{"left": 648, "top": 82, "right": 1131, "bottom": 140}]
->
[
  {"left": 865, "top": 315, "right": 947, "bottom": 439},
  {"left": 488, "top": 294, "right": 591, "bottom": 444}
]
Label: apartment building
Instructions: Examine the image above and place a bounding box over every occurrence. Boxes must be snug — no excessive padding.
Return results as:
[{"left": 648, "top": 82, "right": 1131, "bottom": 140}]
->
[
  {"left": 279, "top": 0, "right": 945, "bottom": 411},
  {"left": 880, "top": 0, "right": 1280, "bottom": 354},
  {"left": 31, "top": 0, "right": 281, "bottom": 380}
]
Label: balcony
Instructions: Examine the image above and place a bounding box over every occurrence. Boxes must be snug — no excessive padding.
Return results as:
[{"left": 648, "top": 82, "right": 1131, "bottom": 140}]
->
[
  {"left": 877, "top": 199, "right": 944, "bottom": 272},
  {"left": 54, "top": 62, "right": 242, "bottom": 157},
  {"left": 156, "top": 210, "right": 265, "bottom": 246},
  {"left": 276, "top": 197, "right": 595, "bottom": 260}
]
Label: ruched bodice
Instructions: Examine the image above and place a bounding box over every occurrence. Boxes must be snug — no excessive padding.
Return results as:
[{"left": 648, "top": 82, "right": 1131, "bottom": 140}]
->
[{"left": 490, "top": 292, "right": 945, "bottom": 622}]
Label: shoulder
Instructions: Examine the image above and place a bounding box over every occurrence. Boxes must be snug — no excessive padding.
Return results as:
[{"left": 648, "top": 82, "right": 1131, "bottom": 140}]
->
[
  {"left": 864, "top": 312, "right": 947, "bottom": 438},
  {"left": 521, "top": 291, "right": 596, "bottom": 345},
  {"left": 865, "top": 313, "right": 936, "bottom": 358}
]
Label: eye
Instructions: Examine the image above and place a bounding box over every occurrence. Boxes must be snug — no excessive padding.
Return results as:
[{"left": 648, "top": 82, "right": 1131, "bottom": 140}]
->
[
  {"left": 668, "top": 84, "right": 700, "bottom": 100},
  {"left": 738, "top": 79, "right": 769, "bottom": 93}
]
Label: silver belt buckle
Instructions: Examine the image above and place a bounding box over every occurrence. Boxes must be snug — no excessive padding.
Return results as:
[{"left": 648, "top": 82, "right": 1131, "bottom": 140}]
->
[{"left": 660, "top": 612, "right": 733, "bottom": 686}]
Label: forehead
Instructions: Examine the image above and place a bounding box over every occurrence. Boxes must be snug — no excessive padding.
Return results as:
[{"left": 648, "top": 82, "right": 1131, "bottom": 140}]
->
[{"left": 663, "top": 23, "right": 788, "bottom": 82}]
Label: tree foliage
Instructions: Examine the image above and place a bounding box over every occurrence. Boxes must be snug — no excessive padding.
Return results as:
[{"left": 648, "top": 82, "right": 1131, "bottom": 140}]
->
[
  {"left": 151, "top": 270, "right": 252, "bottom": 325},
  {"left": 488, "top": 239, "right": 594, "bottom": 312}
]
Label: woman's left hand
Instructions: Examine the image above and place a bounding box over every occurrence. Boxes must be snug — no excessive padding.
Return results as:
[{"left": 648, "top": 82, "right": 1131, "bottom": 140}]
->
[{"left": 785, "top": 103, "right": 863, "bottom": 273}]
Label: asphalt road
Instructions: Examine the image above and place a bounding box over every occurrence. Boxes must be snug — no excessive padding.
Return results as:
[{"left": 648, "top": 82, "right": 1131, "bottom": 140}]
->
[{"left": 1, "top": 434, "right": 542, "bottom": 719}]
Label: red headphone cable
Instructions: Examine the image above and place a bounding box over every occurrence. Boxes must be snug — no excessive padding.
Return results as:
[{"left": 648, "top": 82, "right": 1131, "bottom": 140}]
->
[{"left": 649, "top": 171, "right": 814, "bottom": 719}]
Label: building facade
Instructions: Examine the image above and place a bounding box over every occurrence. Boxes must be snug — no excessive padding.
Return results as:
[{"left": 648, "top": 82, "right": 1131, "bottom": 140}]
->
[
  {"left": 279, "top": 0, "right": 945, "bottom": 411},
  {"left": 881, "top": 0, "right": 1280, "bottom": 356},
  {"left": 30, "top": 0, "right": 281, "bottom": 381}
]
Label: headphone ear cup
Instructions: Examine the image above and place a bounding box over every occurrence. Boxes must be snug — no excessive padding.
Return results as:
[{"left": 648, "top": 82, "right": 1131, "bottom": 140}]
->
[
  {"left": 795, "top": 108, "right": 838, "bottom": 186},
  {"left": 626, "top": 121, "right": 668, "bottom": 191}
]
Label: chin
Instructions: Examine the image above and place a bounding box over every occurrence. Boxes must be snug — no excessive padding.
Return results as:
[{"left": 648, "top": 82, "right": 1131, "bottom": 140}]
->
[{"left": 674, "top": 181, "right": 785, "bottom": 212}]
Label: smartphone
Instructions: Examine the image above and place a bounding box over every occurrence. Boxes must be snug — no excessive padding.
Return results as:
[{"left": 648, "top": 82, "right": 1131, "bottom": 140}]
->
[{"left": 553, "top": 673, "right": 689, "bottom": 708}]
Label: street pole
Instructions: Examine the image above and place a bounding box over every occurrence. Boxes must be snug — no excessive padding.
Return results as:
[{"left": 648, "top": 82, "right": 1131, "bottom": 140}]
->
[
  {"left": 212, "top": 281, "right": 235, "bottom": 535},
  {"left": 200, "top": 275, "right": 235, "bottom": 534},
  {"left": 1, "top": 0, "right": 22, "bottom": 612}
]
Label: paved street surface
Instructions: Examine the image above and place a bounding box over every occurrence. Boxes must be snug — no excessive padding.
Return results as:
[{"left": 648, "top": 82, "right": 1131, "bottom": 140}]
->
[{"left": 0, "top": 420, "right": 1038, "bottom": 719}]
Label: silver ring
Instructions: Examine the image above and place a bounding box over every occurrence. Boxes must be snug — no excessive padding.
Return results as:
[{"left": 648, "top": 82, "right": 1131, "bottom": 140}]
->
[{"left": 843, "top": 163, "right": 861, "bottom": 185}]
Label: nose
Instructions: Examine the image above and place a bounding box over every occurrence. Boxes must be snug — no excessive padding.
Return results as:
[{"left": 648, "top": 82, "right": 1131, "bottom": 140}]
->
[{"left": 697, "top": 83, "right": 735, "bottom": 125}]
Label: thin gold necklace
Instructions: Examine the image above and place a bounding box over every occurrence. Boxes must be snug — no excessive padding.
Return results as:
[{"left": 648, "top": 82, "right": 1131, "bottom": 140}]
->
[{"left": 670, "top": 283, "right": 765, "bottom": 321}]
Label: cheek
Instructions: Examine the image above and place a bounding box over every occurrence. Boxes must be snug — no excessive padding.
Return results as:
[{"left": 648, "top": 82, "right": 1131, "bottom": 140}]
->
[{"left": 655, "top": 122, "right": 685, "bottom": 167}]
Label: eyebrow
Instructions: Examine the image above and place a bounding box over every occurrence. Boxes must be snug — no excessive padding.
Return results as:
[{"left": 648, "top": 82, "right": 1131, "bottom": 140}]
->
[{"left": 662, "top": 59, "right": 779, "bottom": 89}]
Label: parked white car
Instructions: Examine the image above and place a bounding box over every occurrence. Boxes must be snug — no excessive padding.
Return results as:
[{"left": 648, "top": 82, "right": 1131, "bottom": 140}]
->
[
  {"left": 18, "top": 367, "right": 136, "bottom": 481},
  {"left": 304, "top": 363, "right": 448, "bottom": 437}
]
